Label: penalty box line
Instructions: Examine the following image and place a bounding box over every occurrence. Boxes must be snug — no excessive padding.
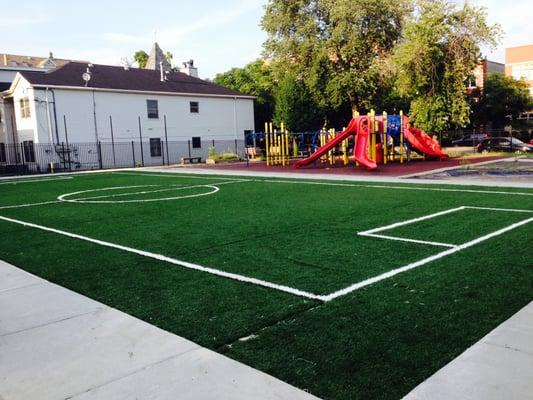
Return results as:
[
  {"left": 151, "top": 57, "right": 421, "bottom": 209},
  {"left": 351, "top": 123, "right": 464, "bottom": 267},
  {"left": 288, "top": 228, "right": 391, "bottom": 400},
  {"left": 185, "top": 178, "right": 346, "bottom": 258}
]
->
[
  {"left": 324, "top": 216, "right": 533, "bottom": 302},
  {"left": 0, "top": 215, "right": 324, "bottom": 302}
]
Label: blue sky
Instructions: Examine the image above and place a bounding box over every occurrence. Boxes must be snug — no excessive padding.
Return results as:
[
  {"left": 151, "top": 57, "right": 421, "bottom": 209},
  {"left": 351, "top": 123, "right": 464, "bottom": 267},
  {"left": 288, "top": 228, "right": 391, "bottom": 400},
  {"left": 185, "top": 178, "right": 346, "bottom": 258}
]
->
[{"left": 1, "top": 0, "right": 531, "bottom": 79}]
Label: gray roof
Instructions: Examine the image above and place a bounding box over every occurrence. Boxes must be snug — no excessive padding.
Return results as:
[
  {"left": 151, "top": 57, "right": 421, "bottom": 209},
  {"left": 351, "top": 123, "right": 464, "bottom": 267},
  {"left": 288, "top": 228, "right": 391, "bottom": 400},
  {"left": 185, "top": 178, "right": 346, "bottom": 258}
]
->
[
  {"left": 19, "top": 62, "right": 253, "bottom": 98},
  {"left": 145, "top": 43, "right": 171, "bottom": 72}
]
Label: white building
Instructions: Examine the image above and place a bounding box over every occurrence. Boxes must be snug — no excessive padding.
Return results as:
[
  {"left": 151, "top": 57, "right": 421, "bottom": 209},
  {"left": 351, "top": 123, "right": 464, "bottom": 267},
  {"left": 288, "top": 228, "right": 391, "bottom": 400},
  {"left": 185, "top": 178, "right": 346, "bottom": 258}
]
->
[{"left": 0, "top": 60, "right": 254, "bottom": 171}]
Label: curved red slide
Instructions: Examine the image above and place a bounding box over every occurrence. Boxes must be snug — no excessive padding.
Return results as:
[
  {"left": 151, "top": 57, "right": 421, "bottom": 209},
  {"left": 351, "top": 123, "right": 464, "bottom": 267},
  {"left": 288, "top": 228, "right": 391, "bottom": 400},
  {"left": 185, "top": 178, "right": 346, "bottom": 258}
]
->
[
  {"left": 404, "top": 127, "right": 448, "bottom": 159},
  {"left": 293, "top": 117, "right": 377, "bottom": 170},
  {"left": 401, "top": 115, "right": 447, "bottom": 159}
]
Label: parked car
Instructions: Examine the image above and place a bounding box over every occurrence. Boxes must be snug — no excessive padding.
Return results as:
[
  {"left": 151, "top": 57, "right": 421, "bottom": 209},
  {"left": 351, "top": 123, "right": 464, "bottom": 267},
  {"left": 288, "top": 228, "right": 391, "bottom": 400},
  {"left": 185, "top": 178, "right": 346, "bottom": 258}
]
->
[
  {"left": 452, "top": 134, "right": 488, "bottom": 147},
  {"left": 476, "top": 137, "right": 533, "bottom": 153}
]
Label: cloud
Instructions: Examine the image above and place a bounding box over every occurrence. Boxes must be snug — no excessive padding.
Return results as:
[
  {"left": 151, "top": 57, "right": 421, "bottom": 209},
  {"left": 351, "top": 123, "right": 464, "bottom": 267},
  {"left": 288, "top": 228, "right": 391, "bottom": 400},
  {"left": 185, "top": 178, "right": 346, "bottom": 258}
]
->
[
  {"left": 103, "top": 0, "right": 264, "bottom": 47},
  {"left": 0, "top": 15, "right": 49, "bottom": 27}
]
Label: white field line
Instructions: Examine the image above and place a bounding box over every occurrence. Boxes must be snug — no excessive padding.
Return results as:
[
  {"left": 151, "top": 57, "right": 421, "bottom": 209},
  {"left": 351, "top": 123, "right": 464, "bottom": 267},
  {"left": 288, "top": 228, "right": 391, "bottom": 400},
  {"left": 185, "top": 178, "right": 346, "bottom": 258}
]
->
[
  {"left": 58, "top": 181, "right": 246, "bottom": 203},
  {"left": 0, "top": 216, "right": 323, "bottom": 301},
  {"left": 0, "top": 200, "right": 61, "bottom": 210},
  {"left": 358, "top": 233, "right": 457, "bottom": 248},
  {"left": 64, "top": 186, "right": 221, "bottom": 204},
  {"left": 260, "top": 179, "right": 533, "bottom": 196},
  {"left": 322, "top": 217, "right": 533, "bottom": 302},
  {"left": 464, "top": 206, "right": 533, "bottom": 213},
  {"left": 358, "top": 207, "right": 466, "bottom": 235},
  {"left": 113, "top": 171, "right": 248, "bottom": 182},
  {"left": 0, "top": 176, "right": 73, "bottom": 185}
]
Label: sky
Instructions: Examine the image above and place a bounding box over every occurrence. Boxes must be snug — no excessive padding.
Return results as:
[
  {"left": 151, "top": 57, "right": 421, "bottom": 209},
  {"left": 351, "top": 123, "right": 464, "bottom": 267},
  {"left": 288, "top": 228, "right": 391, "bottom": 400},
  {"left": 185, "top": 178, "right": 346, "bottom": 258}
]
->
[{"left": 1, "top": 0, "right": 531, "bottom": 79}]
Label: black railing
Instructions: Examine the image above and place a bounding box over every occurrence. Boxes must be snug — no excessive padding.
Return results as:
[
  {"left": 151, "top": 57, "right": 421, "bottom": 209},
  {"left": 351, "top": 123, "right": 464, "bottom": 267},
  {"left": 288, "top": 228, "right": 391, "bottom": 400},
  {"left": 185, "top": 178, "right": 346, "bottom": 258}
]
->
[{"left": 0, "top": 139, "right": 245, "bottom": 175}]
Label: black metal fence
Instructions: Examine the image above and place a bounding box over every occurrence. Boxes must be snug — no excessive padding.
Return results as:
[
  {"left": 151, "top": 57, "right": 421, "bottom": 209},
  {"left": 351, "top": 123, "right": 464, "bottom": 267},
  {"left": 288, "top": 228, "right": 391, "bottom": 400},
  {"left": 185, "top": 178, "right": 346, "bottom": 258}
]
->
[{"left": 0, "top": 139, "right": 245, "bottom": 175}]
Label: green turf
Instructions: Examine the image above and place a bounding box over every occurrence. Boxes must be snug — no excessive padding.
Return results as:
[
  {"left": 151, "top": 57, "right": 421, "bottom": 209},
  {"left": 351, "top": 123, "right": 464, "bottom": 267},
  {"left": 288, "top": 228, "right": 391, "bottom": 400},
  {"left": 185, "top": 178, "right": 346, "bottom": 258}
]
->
[{"left": 0, "top": 171, "right": 532, "bottom": 400}]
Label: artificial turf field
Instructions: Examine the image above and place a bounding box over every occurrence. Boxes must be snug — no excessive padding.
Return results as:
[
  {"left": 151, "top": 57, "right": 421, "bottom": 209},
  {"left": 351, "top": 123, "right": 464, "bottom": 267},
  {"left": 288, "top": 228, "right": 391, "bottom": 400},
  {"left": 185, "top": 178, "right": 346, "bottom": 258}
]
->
[{"left": 0, "top": 170, "right": 532, "bottom": 399}]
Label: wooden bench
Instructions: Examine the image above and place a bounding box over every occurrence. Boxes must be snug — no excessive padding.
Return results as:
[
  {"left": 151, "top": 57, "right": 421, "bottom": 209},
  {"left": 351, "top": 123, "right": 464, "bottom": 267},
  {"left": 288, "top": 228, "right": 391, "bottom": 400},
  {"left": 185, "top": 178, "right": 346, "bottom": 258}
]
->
[{"left": 181, "top": 157, "right": 202, "bottom": 164}]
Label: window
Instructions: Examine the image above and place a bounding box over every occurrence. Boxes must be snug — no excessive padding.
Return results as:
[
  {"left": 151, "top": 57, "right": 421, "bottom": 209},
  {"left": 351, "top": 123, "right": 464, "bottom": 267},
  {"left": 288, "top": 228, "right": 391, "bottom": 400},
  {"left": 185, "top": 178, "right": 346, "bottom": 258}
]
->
[
  {"left": 192, "top": 137, "right": 201, "bottom": 149},
  {"left": 0, "top": 143, "right": 6, "bottom": 163},
  {"left": 20, "top": 97, "right": 31, "bottom": 118},
  {"left": 149, "top": 138, "right": 162, "bottom": 157},
  {"left": 190, "top": 101, "right": 199, "bottom": 113},
  {"left": 146, "top": 100, "right": 159, "bottom": 119},
  {"left": 22, "top": 140, "right": 35, "bottom": 162}
]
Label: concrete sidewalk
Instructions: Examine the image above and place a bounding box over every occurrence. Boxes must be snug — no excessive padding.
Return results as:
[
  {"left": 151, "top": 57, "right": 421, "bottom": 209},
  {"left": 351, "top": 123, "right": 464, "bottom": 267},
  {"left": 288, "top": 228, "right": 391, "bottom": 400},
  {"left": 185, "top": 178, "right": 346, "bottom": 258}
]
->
[
  {"left": 403, "top": 301, "right": 533, "bottom": 400},
  {"left": 0, "top": 261, "right": 319, "bottom": 400}
]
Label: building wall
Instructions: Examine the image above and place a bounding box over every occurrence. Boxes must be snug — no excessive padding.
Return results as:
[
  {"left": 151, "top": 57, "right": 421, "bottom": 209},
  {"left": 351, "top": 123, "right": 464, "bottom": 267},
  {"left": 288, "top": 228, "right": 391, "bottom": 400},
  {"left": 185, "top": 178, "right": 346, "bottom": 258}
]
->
[
  {"left": 505, "top": 44, "right": 533, "bottom": 97},
  {"left": 11, "top": 77, "right": 38, "bottom": 143},
  {"left": 30, "top": 88, "right": 254, "bottom": 145}
]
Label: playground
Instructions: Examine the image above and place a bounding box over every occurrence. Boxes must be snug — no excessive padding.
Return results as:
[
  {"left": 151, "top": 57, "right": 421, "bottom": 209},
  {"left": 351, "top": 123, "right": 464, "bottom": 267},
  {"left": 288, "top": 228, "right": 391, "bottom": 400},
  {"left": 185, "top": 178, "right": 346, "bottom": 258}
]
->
[
  {"left": 245, "top": 112, "right": 449, "bottom": 171},
  {"left": 0, "top": 170, "right": 531, "bottom": 400}
]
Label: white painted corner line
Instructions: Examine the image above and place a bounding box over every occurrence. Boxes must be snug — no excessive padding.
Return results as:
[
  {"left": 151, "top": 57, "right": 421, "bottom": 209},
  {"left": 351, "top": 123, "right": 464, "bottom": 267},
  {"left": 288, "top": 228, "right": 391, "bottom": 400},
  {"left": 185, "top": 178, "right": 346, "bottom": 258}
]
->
[
  {"left": 0, "top": 215, "right": 323, "bottom": 301},
  {"left": 0, "top": 176, "right": 73, "bottom": 185},
  {"left": 358, "top": 232, "right": 457, "bottom": 248},
  {"left": 0, "top": 200, "right": 61, "bottom": 210},
  {"left": 112, "top": 171, "right": 250, "bottom": 182},
  {"left": 358, "top": 207, "right": 466, "bottom": 235},
  {"left": 261, "top": 179, "right": 533, "bottom": 196},
  {"left": 323, "top": 216, "right": 533, "bottom": 302}
]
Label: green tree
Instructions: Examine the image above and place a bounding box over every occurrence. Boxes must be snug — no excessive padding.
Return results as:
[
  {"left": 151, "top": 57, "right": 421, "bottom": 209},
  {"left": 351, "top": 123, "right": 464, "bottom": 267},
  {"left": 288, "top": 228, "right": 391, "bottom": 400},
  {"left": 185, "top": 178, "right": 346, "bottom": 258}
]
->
[
  {"left": 471, "top": 73, "right": 533, "bottom": 129},
  {"left": 134, "top": 50, "right": 149, "bottom": 69},
  {"left": 214, "top": 60, "right": 275, "bottom": 131},
  {"left": 394, "top": 0, "right": 500, "bottom": 132},
  {"left": 273, "top": 74, "right": 324, "bottom": 131},
  {"left": 165, "top": 51, "right": 173, "bottom": 65},
  {"left": 262, "top": 0, "right": 412, "bottom": 117}
]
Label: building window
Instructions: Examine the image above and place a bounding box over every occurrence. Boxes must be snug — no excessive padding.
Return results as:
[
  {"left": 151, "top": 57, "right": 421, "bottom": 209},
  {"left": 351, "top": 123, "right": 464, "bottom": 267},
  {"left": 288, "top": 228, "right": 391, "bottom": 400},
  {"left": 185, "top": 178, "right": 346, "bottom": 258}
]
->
[
  {"left": 150, "top": 138, "right": 162, "bottom": 157},
  {"left": 22, "top": 140, "right": 35, "bottom": 162},
  {"left": 192, "top": 137, "right": 201, "bottom": 149},
  {"left": 190, "top": 101, "right": 199, "bottom": 113},
  {"left": 147, "top": 100, "right": 159, "bottom": 119},
  {"left": 20, "top": 97, "right": 31, "bottom": 118},
  {"left": 0, "top": 143, "right": 6, "bottom": 163}
]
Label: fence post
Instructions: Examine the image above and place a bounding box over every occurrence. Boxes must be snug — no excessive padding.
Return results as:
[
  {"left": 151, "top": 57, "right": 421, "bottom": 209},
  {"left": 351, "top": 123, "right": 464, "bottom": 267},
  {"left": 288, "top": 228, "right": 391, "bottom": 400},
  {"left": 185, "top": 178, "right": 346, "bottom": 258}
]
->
[
  {"left": 164, "top": 115, "right": 170, "bottom": 165},
  {"left": 187, "top": 140, "right": 191, "bottom": 158},
  {"left": 60, "top": 142, "right": 67, "bottom": 171},
  {"left": 63, "top": 116, "right": 72, "bottom": 172},
  {"left": 97, "top": 141, "right": 103, "bottom": 169},
  {"left": 131, "top": 141, "right": 136, "bottom": 167},
  {"left": 234, "top": 138, "right": 238, "bottom": 155},
  {"left": 161, "top": 140, "right": 165, "bottom": 166},
  {"left": 109, "top": 115, "right": 116, "bottom": 167},
  {"left": 20, "top": 143, "right": 25, "bottom": 173},
  {"left": 138, "top": 116, "right": 145, "bottom": 167}
]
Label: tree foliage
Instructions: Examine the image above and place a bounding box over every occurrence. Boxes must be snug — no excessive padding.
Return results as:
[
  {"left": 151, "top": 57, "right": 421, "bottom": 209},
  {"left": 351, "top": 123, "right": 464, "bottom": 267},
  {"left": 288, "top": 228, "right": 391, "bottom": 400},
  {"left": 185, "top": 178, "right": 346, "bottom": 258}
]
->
[
  {"left": 471, "top": 73, "right": 533, "bottom": 129},
  {"left": 134, "top": 50, "right": 149, "bottom": 69},
  {"left": 214, "top": 60, "right": 276, "bottom": 131},
  {"left": 262, "top": 0, "right": 412, "bottom": 116},
  {"left": 394, "top": 0, "right": 500, "bottom": 132},
  {"left": 273, "top": 74, "right": 324, "bottom": 131}
]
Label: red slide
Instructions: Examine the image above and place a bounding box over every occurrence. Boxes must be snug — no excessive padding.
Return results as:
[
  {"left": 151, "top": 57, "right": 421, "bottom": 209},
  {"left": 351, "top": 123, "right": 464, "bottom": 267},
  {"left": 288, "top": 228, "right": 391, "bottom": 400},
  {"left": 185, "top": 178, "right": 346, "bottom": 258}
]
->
[
  {"left": 294, "top": 117, "right": 377, "bottom": 170},
  {"left": 401, "top": 115, "right": 447, "bottom": 159},
  {"left": 404, "top": 126, "right": 448, "bottom": 159}
]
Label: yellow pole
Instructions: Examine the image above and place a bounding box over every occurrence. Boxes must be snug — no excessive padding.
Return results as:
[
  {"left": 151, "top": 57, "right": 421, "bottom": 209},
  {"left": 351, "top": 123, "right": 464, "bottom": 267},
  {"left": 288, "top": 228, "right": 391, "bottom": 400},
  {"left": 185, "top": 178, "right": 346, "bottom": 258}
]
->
[
  {"left": 285, "top": 128, "right": 291, "bottom": 165},
  {"left": 370, "top": 110, "right": 376, "bottom": 161},
  {"left": 383, "top": 111, "right": 388, "bottom": 165},
  {"left": 399, "top": 110, "right": 404, "bottom": 164}
]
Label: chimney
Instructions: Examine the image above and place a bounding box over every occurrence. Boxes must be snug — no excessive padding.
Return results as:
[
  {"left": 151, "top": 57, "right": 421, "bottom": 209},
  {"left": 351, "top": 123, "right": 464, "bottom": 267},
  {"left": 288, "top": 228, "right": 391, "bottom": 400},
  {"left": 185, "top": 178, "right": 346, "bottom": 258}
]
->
[
  {"left": 3, "top": 54, "right": 6, "bottom": 66},
  {"left": 179, "top": 59, "right": 199, "bottom": 78},
  {"left": 160, "top": 62, "right": 165, "bottom": 81}
]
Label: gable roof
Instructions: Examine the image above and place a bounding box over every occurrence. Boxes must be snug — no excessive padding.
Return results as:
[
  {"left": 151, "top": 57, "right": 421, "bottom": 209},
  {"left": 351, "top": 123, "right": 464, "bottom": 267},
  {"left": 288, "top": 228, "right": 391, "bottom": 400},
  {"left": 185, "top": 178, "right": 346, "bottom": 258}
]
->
[
  {"left": 0, "top": 52, "right": 74, "bottom": 70},
  {"left": 146, "top": 42, "right": 171, "bottom": 71},
  {"left": 19, "top": 62, "right": 254, "bottom": 99}
]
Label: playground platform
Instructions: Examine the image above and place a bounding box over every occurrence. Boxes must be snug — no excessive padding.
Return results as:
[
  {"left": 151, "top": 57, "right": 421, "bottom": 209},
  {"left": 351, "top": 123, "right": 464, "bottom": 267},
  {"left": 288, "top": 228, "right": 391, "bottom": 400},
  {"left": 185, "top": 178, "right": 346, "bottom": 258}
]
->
[{"left": 180, "top": 155, "right": 507, "bottom": 178}]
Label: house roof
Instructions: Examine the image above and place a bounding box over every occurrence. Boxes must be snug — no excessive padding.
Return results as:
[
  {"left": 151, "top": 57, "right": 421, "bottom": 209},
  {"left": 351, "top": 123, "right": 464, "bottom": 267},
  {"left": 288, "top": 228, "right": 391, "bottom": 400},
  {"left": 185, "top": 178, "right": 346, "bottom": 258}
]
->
[
  {"left": 0, "top": 52, "right": 74, "bottom": 70},
  {"left": 146, "top": 42, "right": 171, "bottom": 71},
  {"left": 19, "top": 62, "right": 254, "bottom": 98}
]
